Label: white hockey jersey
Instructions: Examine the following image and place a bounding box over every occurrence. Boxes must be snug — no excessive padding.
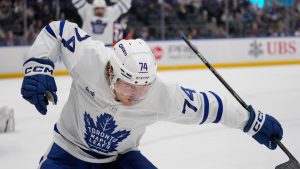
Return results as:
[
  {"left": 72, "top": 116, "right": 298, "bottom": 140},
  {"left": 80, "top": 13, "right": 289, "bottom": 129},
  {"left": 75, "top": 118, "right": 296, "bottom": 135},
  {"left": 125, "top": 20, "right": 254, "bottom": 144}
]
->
[
  {"left": 72, "top": 0, "right": 131, "bottom": 45},
  {"left": 26, "top": 20, "right": 250, "bottom": 163}
]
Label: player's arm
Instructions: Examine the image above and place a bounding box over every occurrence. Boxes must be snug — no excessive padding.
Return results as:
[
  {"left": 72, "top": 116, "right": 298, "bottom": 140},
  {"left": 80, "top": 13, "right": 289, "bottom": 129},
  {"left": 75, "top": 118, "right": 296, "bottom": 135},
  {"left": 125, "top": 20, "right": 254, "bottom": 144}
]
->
[
  {"left": 109, "top": 0, "right": 132, "bottom": 20},
  {"left": 72, "top": 0, "right": 92, "bottom": 18},
  {"left": 168, "top": 85, "right": 283, "bottom": 150},
  {"left": 21, "top": 20, "right": 91, "bottom": 115}
]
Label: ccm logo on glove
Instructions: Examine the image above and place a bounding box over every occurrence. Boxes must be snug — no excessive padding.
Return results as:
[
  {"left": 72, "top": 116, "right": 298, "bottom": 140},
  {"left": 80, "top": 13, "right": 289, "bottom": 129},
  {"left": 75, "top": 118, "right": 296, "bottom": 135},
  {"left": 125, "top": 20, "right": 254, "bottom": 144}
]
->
[
  {"left": 24, "top": 60, "right": 54, "bottom": 76},
  {"left": 253, "top": 112, "right": 264, "bottom": 132},
  {"left": 25, "top": 66, "right": 53, "bottom": 75},
  {"left": 246, "top": 109, "right": 266, "bottom": 136}
]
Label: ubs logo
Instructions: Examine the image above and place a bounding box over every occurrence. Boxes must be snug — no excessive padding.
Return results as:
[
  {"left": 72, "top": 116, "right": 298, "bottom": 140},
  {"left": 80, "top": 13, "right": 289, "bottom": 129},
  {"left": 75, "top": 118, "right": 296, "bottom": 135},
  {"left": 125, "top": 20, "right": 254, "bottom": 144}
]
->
[{"left": 249, "top": 40, "right": 263, "bottom": 58}]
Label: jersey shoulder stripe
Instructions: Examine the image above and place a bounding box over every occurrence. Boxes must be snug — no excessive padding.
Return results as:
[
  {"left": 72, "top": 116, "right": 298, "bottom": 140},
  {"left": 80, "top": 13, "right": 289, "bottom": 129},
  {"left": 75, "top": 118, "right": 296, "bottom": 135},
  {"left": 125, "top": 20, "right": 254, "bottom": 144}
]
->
[
  {"left": 116, "top": 4, "right": 124, "bottom": 14},
  {"left": 119, "top": 0, "right": 129, "bottom": 11},
  {"left": 45, "top": 24, "right": 57, "bottom": 38},
  {"left": 59, "top": 20, "right": 66, "bottom": 37},
  {"left": 73, "top": 0, "right": 82, "bottom": 6},
  {"left": 73, "top": 0, "right": 86, "bottom": 9},
  {"left": 77, "top": 1, "right": 86, "bottom": 10}
]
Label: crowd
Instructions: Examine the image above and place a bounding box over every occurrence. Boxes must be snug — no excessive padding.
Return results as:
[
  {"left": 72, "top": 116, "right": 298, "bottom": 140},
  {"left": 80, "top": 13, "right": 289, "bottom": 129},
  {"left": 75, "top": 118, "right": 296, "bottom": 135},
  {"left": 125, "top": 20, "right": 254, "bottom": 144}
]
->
[
  {"left": 1, "top": 0, "right": 300, "bottom": 46},
  {"left": 129, "top": 0, "right": 300, "bottom": 39},
  {"left": 0, "top": 0, "right": 57, "bottom": 46}
]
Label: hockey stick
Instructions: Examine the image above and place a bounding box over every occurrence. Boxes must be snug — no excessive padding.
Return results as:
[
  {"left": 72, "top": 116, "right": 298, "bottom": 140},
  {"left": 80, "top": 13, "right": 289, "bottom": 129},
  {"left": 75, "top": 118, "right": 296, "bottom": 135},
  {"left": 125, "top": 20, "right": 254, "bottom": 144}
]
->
[{"left": 180, "top": 33, "right": 300, "bottom": 169}]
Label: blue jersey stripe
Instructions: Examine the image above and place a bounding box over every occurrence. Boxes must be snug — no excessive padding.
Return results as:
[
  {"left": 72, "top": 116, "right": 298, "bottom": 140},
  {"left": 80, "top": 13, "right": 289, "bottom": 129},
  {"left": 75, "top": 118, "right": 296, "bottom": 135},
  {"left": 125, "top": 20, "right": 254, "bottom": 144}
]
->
[
  {"left": 117, "top": 4, "right": 124, "bottom": 14},
  {"left": 59, "top": 20, "right": 65, "bottom": 37},
  {"left": 119, "top": 0, "right": 129, "bottom": 11},
  {"left": 45, "top": 24, "right": 56, "bottom": 38},
  {"left": 77, "top": 1, "right": 86, "bottom": 10},
  {"left": 209, "top": 91, "right": 223, "bottom": 123},
  {"left": 200, "top": 92, "right": 209, "bottom": 124},
  {"left": 54, "top": 123, "right": 61, "bottom": 134},
  {"left": 73, "top": 0, "right": 82, "bottom": 5}
]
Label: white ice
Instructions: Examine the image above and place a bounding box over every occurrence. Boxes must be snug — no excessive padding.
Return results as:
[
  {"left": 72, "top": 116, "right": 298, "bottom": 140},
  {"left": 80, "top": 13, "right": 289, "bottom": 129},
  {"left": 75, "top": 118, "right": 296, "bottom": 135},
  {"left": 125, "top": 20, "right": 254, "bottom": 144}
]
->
[{"left": 0, "top": 65, "right": 300, "bottom": 169}]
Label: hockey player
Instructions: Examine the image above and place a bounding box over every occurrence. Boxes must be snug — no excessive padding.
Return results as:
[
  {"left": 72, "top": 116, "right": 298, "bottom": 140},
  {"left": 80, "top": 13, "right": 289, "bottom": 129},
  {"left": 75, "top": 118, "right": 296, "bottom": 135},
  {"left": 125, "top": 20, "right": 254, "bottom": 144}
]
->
[
  {"left": 72, "top": 0, "right": 131, "bottom": 46},
  {"left": 21, "top": 20, "right": 283, "bottom": 169}
]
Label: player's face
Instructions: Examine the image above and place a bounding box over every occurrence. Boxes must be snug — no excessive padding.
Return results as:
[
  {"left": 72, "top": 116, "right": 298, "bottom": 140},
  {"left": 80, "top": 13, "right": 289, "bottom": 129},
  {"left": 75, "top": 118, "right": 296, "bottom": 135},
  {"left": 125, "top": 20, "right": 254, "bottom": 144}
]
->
[
  {"left": 114, "top": 79, "right": 151, "bottom": 106},
  {"left": 94, "top": 7, "right": 105, "bottom": 17}
]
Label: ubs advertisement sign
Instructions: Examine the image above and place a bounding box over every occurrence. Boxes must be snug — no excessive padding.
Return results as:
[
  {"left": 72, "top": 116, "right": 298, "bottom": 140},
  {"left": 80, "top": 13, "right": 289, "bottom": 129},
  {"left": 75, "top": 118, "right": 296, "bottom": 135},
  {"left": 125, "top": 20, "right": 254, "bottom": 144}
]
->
[
  {"left": 167, "top": 45, "right": 195, "bottom": 59},
  {"left": 1, "top": 37, "right": 300, "bottom": 75},
  {"left": 150, "top": 41, "right": 203, "bottom": 66},
  {"left": 148, "top": 37, "right": 300, "bottom": 66},
  {"left": 249, "top": 39, "right": 297, "bottom": 58}
]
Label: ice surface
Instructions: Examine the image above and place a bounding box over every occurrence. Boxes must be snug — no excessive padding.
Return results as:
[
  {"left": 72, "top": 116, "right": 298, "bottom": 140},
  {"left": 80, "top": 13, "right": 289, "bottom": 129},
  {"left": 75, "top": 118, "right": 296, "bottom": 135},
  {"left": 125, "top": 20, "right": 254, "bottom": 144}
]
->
[{"left": 0, "top": 65, "right": 300, "bottom": 169}]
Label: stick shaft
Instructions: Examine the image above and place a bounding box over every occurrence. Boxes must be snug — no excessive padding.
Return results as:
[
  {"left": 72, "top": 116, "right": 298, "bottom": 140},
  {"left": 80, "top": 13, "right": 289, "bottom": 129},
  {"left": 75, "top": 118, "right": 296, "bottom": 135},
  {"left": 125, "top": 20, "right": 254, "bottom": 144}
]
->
[
  {"left": 181, "top": 33, "right": 296, "bottom": 161},
  {"left": 273, "top": 137, "right": 298, "bottom": 161},
  {"left": 181, "top": 34, "right": 248, "bottom": 110}
]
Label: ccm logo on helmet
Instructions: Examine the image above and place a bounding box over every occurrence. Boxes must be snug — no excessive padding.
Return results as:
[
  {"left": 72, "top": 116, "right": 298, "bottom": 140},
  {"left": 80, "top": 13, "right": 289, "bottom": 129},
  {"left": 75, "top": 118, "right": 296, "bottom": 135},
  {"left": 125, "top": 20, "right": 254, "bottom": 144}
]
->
[
  {"left": 136, "top": 76, "right": 149, "bottom": 80},
  {"left": 119, "top": 44, "right": 127, "bottom": 56},
  {"left": 25, "top": 66, "right": 53, "bottom": 75}
]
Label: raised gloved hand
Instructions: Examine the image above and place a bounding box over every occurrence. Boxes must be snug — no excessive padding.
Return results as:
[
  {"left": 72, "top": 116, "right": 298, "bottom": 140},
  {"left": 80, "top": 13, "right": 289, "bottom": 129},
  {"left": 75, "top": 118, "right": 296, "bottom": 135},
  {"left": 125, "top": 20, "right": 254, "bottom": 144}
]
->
[
  {"left": 243, "top": 105, "right": 283, "bottom": 150},
  {"left": 21, "top": 58, "right": 57, "bottom": 115}
]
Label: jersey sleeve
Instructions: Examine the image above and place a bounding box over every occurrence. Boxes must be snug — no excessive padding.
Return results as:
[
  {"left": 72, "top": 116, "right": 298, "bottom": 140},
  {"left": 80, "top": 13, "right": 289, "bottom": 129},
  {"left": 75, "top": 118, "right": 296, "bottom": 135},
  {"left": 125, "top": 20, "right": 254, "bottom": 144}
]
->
[
  {"left": 107, "top": 0, "right": 132, "bottom": 20},
  {"left": 72, "top": 0, "right": 92, "bottom": 19},
  {"left": 26, "top": 20, "right": 91, "bottom": 72},
  {"left": 165, "top": 84, "right": 250, "bottom": 130}
]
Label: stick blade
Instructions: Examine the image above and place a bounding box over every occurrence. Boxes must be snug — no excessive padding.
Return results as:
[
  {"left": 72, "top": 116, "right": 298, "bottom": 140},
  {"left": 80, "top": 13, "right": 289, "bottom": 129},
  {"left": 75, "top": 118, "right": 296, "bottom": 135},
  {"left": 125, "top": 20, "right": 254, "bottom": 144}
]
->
[{"left": 276, "top": 160, "right": 300, "bottom": 169}]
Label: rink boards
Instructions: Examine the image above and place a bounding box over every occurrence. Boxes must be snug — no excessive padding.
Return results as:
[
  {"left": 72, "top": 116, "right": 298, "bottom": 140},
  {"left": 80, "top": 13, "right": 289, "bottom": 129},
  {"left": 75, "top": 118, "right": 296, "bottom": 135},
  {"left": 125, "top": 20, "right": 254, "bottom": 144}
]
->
[{"left": 1, "top": 37, "right": 300, "bottom": 79}]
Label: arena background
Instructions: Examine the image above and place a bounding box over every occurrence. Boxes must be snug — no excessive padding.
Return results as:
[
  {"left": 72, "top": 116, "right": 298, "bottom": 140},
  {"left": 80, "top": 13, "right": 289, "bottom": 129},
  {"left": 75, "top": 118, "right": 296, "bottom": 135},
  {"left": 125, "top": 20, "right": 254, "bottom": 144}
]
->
[
  {"left": 1, "top": 1, "right": 300, "bottom": 169},
  {"left": 1, "top": 0, "right": 300, "bottom": 78}
]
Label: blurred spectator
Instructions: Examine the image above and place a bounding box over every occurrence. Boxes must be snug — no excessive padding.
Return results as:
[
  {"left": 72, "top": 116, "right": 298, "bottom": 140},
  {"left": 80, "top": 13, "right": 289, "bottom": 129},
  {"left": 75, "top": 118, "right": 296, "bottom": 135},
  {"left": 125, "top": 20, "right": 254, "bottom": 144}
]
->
[
  {"left": 265, "top": 2, "right": 283, "bottom": 23},
  {"left": 177, "top": 1, "right": 190, "bottom": 21},
  {"left": 1, "top": 30, "right": 18, "bottom": 46},
  {"left": 187, "top": 27, "right": 200, "bottom": 39},
  {"left": 13, "top": 0, "right": 24, "bottom": 17},
  {"left": 124, "top": 27, "right": 136, "bottom": 40},
  {"left": 294, "top": 26, "right": 300, "bottom": 36},
  {"left": 249, "top": 22, "right": 261, "bottom": 37},
  {"left": 240, "top": 8, "right": 253, "bottom": 23},
  {"left": 202, "top": 0, "right": 223, "bottom": 25},
  {"left": 137, "top": 26, "right": 154, "bottom": 40},
  {"left": 0, "top": 0, "right": 14, "bottom": 30},
  {"left": 213, "top": 25, "right": 227, "bottom": 38},
  {"left": 231, "top": 10, "right": 244, "bottom": 36},
  {"left": 267, "top": 25, "right": 276, "bottom": 36},
  {"left": 34, "top": 20, "right": 45, "bottom": 34},
  {"left": 0, "top": 26, "right": 5, "bottom": 40},
  {"left": 273, "top": 22, "right": 287, "bottom": 37},
  {"left": 24, "top": 24, "right": 39, "bottom": 45},
  {"left": 26, "top": 6, "right": 35, "bottom": 27},
  {"left": 0, "top": 0, "right": 300, "bottom": 46},
  {"left": 12, "top": 19, "right": 24, "bottom": 37}
]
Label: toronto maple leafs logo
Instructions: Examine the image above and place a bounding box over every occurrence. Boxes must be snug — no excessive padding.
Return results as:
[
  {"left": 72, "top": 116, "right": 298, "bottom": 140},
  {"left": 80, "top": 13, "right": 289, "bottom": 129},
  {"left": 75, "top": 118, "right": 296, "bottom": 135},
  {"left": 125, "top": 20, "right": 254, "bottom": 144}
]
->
[
  {"left": 84, "top": 112, "right": 131, "bottom": 153},
  {"left": 91, "top": 20, "right": 107, "bottom": 34}
]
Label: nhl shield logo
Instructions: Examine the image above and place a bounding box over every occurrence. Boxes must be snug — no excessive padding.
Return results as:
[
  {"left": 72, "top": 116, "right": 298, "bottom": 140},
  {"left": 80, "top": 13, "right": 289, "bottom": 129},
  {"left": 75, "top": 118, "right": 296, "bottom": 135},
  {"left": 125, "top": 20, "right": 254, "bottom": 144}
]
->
[{"left": 84, "top": 112, "right": 131, "bottom": 153}]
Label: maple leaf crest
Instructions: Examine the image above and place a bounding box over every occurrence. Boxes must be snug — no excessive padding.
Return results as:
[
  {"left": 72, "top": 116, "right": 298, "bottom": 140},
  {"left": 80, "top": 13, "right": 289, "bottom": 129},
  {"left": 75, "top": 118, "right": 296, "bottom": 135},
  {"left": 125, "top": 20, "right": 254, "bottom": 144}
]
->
[{"left": 84, "top": 112, "right": 131, "bottom": 153}]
